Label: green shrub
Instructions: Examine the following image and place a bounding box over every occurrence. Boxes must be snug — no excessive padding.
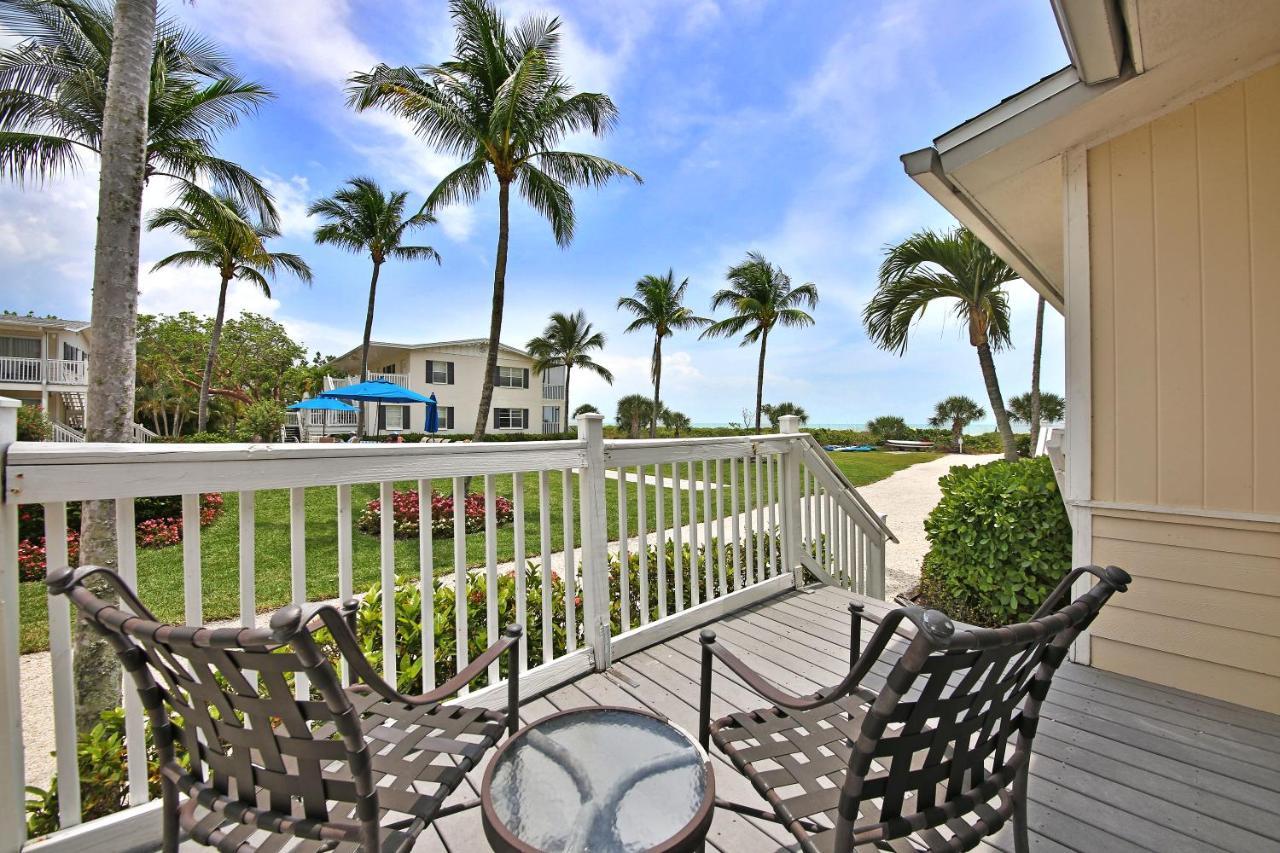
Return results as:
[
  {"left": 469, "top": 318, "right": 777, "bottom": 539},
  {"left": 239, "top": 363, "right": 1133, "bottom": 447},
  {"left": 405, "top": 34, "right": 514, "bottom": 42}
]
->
[
  {"left": 236, "top": 400, "right": 286, "bottom": 441},
  {"left": 921, "top": 456, "right": 1070, "bottom": 625},
  {"left": 865, "top": 415, "right": 914, "bottom": 442},
  {"left": 16, "top": 405, "right": 51, "bottom": 441},
  {"left": 1015, "top": 433, "right": 1032, "bottom": 457},
  {"left": 807, "top": 427, "right": 877, "bottom": 447}
]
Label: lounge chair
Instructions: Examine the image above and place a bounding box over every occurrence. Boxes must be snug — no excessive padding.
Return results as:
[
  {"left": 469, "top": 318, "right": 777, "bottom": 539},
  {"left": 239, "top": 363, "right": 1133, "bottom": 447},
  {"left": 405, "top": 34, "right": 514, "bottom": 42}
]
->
[
  {"left": 48, "top": 565, "right": 522, "bottom": 852},
  {"left": 698, "top": 566, "right": 1131, "bottom": 852}
]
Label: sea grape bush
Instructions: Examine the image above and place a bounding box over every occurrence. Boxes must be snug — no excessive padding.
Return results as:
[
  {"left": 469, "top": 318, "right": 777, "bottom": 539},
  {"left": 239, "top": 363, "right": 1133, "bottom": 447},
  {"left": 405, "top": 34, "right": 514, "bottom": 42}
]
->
[{"left": 357, "top": 488, "right": 513, "bottom": 539}]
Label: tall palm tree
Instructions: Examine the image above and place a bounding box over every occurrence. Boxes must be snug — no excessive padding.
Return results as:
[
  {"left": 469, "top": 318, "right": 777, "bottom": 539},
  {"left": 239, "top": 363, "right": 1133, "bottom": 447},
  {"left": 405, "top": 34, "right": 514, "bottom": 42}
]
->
[
  {"left": 660, "top": 407, "right": 691, "bottom": 437},
  {"left": 71, "top": 0, "right": 155, "bottom": 733},
  {"left": 701, "top": 252, "right": 818, "bottom": 431},
  {"left": 1029, "top": 295, "right": 1046, "bottom": 452},
  {"left": 0, "top": 0, "right": 277, "bottom": 221},
  {"left": 1010, "top": 390, "right": 1064, "bottom": 426},
  {"left": 348, "top": 0, "right": 640, "bottom": 441},
  {"left": 617, "top": 270, "right": 709, "bottom": 437},
  {"left": 761, "top": 401, "right": 809, "bottom": 427},
  {"left": 148, "top": 189, "right": 313, "bottom": 433},
  {"left": 310, "top": 178, "right": 440, "bottom": 437},
  {"left": 525, "top": 310, "right": 612, "bottom": 427},
  {"left": 864, "top": 227, "right": 1019, "bottom": 461},
  {"left": 928, "top": 394, "right": 985, "bottom": 452}
]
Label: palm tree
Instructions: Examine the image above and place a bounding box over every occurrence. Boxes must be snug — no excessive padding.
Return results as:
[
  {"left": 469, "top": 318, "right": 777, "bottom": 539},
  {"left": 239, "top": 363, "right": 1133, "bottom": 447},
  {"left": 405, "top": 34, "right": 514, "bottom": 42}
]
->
[
  {"left": 571, "top": 403, "right": 598, "bottom": 417},
  {"left": 1010, "top": 391, "right": 1065, "bottom": 426},
  {"left": 348, "top": 0, "right": 640, "bottom": 442},
  {"left": 616, "top": 393, "right": 654, "bottom": 439},
  {"left": 866, "top": 415, "right": 911, "bottom": 441},
  {"left": 761, "top": 401, "right": 809, "bottom": 427},
  {"left": 928, "top": 395, "right": 985, "bottom": 452},
  {"left": 864, "top": 227, "right": 1019, "bottom": 461},
  {"left": 0, "top": 0, "right": 277, "bottom": 221},
  {"left": 660, "top": 407, "right": 691, "bottom": 436},
  {"left": 525, "top": 310, "right": 613, "bottom": 427},
  {"left": 701, "top": 252, "right": 818, "bottom": 431},
  {"left": 309, "top": 177, "right": 440, "bottom": 437},
  {"left": 148, "top": 189, "right": 313, "bottom": 433},
  {"left": 1029, "top": 294, "right": 1046, "bottom": 452},
  {"left": 72, "top": 0, "right": 156, "bottom": 734},
  {"left": 617, "top": 271, "right": 709, "bottom": 437}
]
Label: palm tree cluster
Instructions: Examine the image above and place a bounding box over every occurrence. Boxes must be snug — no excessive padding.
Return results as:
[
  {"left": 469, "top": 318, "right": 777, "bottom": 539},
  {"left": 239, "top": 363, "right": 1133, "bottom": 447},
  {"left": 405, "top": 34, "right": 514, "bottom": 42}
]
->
[{"left": 929, "top": 395, "right": 985, "bottom": 452}]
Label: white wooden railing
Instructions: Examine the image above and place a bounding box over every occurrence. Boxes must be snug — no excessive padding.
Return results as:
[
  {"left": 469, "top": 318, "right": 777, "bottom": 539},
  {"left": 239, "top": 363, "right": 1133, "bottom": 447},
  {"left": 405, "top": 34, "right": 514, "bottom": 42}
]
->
[
  {"left": 0, "top": 408, "right": 891, "bottom": 851},
  {"left": 0, "top": 359, "right": 90, "bottom": 385},
  {"left": 326, "top": 372, "right": 409, "bottom": 389},
  {"left": 49, "top": 421, "right": 82, "bottom": 443},
  {"left": 541, "top": 384, "right": 564, "bottom": 400},
  {"left": 0, "top": 357, "right": 42, "bottom": 383},
  {"left": 45, "top": 361, "right": 87, "bottom": 386}
]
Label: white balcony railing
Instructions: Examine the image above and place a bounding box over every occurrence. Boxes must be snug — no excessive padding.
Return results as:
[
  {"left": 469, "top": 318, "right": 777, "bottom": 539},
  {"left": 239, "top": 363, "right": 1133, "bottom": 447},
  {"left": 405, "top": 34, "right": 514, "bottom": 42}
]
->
[
  {"left": 326, "top": 372, "right": 409, "bottom": 390},
  {"left": 0, "top": 409, "right": 892, "bottom": 851},
  {"left": 0, "top": 358, "right": 89, "bottom": 385},
  {"left": 541, "top": 384, "right": 564, "bottom": 400}
]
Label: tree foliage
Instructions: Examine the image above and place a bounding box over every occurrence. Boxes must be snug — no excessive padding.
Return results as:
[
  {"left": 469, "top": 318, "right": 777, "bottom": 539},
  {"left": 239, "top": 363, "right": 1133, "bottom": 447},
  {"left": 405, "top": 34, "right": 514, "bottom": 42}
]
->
[
  {"left": 1009, "top": 391, "right": 1064, "bottom": 424},
  {"left": 865, "top": 415, "right": 912, "bottom": 441},
  {"left": 615, "top": 392, "right": 654, "bottom": 439},
  {"left": 928, "top": 395, "right": 985, "bottom": 450},
  {"left": 761, "top": 401, "right": 809, "bottom": 426},
  {"left": 525, "top": 309, "right": 611, "bottom": 422}
]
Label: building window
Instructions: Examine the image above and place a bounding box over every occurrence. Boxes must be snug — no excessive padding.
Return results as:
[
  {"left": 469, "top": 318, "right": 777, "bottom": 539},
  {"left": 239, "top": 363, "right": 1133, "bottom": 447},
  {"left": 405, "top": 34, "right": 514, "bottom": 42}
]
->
[
  {"left": 542, "top": 405, "right": 560, "bottom": 432},
  {"left": 494, "top": 408, "right": 529, "bottom": 429},
  {"left": 427, "top": 360, "right": 453, "bottom": 384},
  {"left": 381, "top": 362, "right": 397, "bottom": 375},
  {"left": 62, "top": 342, "right": 85, "bottom": 361},
  {"left": 0, "top": 336, "right": 40, "bottom": 359},
  {"left": 384, "top": 405, "right": 404, "bottom": 431},
  {"left": 496, "top": 365, "right": 529, "bottom": 388},
  {"left": 439, "top": 406, "right": 455, "bottom": 430}
]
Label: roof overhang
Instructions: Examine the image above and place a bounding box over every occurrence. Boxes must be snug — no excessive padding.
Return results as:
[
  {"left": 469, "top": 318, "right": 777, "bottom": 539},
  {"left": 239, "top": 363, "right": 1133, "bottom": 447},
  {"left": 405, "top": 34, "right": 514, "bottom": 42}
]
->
[{"left": 902, "top": 0, "right": 1280, "bottom": 316}]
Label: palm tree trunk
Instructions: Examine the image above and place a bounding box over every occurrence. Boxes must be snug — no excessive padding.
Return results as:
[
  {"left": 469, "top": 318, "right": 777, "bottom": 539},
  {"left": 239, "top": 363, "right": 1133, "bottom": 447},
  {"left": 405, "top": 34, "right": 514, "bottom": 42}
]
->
[
  {"left": 754, "top": 330, "right": 769, "bottom": 432},
  {"left": 650, "top": 336, "right": 662, "bottom": 439},
  {"left": 357, "top": 260, "right": 382, "bottom": 438},
  {"left": 196, "top": 274, "right": 231, "bottom": 433},
  {"left": 563, "top": 365, "right": 571, "bottom": 433},
  {"left": 76, "top": 0, "right": 156, "bottom": 734},
  {"left": 474, "top": 180, "right": 511, "bottom": 441},
  {"left": 975, "top": 342, "right": 1018, "bottom": 461},
  {"left": 1029, "top": 295, "right": 1045, "bottom": 454}
]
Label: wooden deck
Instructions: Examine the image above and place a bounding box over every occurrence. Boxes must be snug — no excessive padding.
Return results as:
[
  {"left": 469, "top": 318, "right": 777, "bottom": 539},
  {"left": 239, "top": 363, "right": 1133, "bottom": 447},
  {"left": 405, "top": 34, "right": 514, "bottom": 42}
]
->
[{"left": 411, "top": 583, "right": 1280, "bottom": 852}]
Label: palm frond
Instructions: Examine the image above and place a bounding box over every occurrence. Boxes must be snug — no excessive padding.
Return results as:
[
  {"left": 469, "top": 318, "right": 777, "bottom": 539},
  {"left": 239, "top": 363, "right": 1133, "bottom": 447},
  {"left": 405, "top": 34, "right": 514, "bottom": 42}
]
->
[{"left": 515, "top": 160, "right": 573, "bottom": 246}]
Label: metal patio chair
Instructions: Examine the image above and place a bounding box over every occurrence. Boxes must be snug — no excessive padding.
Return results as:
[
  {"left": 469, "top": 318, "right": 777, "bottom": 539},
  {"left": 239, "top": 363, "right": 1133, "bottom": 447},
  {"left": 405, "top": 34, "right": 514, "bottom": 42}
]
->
[
  {"left": 49, "top": 565, "right": 522, "bottom": 853},
  {"left": 698, "top": 565, "right": 1131, "bottom": 852}
]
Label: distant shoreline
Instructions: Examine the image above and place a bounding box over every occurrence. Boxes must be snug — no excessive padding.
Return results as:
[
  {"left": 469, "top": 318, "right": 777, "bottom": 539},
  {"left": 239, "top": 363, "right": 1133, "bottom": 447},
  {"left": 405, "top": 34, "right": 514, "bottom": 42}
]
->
[{"left": 690, "top": 422, "right": 1004, "bottom": 431}]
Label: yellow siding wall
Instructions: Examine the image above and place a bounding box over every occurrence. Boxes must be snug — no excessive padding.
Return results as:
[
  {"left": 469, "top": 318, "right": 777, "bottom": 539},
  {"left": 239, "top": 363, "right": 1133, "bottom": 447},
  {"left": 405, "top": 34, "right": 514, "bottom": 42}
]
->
[{"left": 1087, "top": 66, "right": 1280, "bottom": 714}]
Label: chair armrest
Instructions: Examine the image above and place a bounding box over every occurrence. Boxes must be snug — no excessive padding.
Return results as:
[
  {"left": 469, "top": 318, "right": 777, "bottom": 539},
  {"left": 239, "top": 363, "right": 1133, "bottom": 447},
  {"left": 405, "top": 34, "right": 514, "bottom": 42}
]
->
[
  {"left": 700, "top": 631, "right": 836, "bottom": 712},
  {"left": 412, "top": 626, "right": 522, "bottom": 705}
]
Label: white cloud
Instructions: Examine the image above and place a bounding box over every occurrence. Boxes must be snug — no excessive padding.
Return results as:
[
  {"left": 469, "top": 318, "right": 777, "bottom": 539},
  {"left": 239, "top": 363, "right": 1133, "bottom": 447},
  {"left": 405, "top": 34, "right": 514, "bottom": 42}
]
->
[{"left": 260, "top": 174, "right": 314, "bottom": 237}]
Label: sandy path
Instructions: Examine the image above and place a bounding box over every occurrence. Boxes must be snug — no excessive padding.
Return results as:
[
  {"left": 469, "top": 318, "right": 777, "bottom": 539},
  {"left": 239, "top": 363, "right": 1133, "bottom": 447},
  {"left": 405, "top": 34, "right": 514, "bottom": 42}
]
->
[{"left": 19, "top": 452, "right": 994, "bottom": 788}]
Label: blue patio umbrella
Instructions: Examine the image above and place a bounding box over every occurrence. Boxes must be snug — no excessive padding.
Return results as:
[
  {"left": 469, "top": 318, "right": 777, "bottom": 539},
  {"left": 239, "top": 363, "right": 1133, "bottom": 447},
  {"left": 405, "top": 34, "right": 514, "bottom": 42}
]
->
[
  {"left": 319, "top": 380, "right": 437, "bottom": 437},
  {"left": 424, "top": 393, "right": 439, "bottom": 434},
  {"left": 287, "top": 396, "right": 357, "bottom": 438}
]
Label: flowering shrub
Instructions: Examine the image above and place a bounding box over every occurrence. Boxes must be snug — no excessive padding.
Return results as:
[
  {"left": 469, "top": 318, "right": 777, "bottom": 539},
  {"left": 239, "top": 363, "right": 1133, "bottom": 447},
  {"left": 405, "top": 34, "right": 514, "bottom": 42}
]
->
[
  {"left": 357, "top": 489, "right": 513, "bottom": 539},
  {"left": 17, "top": 531, "right": 79, "bottom": 582}
]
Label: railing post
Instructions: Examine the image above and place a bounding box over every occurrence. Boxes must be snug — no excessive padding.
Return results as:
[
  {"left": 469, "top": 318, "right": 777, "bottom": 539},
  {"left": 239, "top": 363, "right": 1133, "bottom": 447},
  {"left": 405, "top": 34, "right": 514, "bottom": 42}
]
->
[
  {"left": 778, "top": 415, "right": 804, "bottom": 589},
  {"left": 867, "top": 515, "right": 888, "bottom": 600},
  {"left": 577, "top": 413, "right": 612, "bottom": 670},
  {"left": 0, "top": 396, "right": 26, "bottom": 850}
]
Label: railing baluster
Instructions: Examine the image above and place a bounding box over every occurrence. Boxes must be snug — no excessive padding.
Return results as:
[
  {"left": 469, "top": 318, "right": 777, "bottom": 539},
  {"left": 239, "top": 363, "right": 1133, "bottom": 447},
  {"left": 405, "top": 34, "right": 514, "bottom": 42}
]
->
[
  {"left": 825, "top": 490, "right": 835, "bottom": 575},
  {"left": 484, "top": 474, "right": 499, "bottom": 683},
  {"left": 742, "top": 456, "right": 756, "bottom": 585},
  {"left": 452, "top": 476, "right": 468, "bottom": 690},
  {"left": 418, "top": 479, "right": 434, "bottom": 690},
  {"left": 729, "top": 458, "right": 741, "bottom": 590},
  {"left": 538, "top": 471, "right": 553, "bottom": 661},
  {"left": 562, "top": 468, "right": 576, "bottom": 653},
  {"left": 766, "top": 453, "right": 777, "bottom": 577},
  {"left": 686, "top": 461, "right": 699, "bottom": 606},
  {"left": 290, "top": 487, "right": 308, "bottom": 697},
  {"left": 655, "top": 463, "right": 668, "bottom": 618},
  {"left": 701, "top": 459, "right": 713, "bottom": 601},
  {"left": 636, "top": 466, "right": 650, "bottom": 624},
  {"left": 44, "top": 501, "right": 80, "bottom": 827},
  {"left": 513, "top": 472, "right": 527, "bottom": 673},
  {"left": 671, "top": 462, "right": 684, "bottom": 611},
  {"left": 115, "top": 498, "right": 148, "bottom": 805},
  {"left": 754, "top": 456, "right": 766, "bottom": 582},
  {"left": 378, "top": 481, "right": 396, "bottom": 688},
  {"left": 182, "top": 493, "right": 202, "bottom": 624},
  {"left": 0, "top": 466, "right": 19, "bottom": 852},
  {"left": 804, "top": 468, "right": 814, "bottom": 557},
  {"left": 846, "top": 513, "right": 855, "bottom": 590},
  {"left": 337, "top": 484, "right": 353, "bottom": 685},
  {"left": 239, "top": 492, "right": 256, "bottom": 629},
  {"left": 715, "top": 458, "right": 727, "bottom": 596},
  {"left": 617, "top": 467, "right": 630, "bottom": 632},
  {"left": 833, "top": 494, "right": 843, "bottom": 583}
]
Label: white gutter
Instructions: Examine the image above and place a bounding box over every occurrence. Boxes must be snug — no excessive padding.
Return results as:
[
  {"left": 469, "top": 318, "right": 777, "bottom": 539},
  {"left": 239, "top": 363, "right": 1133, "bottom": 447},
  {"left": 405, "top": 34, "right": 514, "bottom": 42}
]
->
[{"left": 1050, "top": 0, "right": 1128, "bottom": 84}]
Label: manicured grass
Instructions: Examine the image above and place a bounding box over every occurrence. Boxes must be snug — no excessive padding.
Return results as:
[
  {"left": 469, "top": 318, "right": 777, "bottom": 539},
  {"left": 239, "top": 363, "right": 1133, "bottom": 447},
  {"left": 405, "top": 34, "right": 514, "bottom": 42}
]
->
[
  {"left": 19, "top": 450, "right": 945, "bottom": 653},
  {"left": 824, "top": 450, "right": 945, "bottom": 486}
]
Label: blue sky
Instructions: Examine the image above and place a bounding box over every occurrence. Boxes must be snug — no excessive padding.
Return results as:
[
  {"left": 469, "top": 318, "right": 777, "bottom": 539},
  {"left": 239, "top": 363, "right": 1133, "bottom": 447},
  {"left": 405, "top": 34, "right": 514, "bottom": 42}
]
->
[{"left": 1, "top": 0, "right": 1067, "bottom": 426}]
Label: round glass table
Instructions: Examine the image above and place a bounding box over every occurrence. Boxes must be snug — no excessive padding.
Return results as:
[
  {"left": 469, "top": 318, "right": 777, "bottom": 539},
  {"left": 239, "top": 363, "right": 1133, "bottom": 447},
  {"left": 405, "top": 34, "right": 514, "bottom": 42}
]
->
[{"left": 480, "top": 706, "right": 715, "bottom": 852}]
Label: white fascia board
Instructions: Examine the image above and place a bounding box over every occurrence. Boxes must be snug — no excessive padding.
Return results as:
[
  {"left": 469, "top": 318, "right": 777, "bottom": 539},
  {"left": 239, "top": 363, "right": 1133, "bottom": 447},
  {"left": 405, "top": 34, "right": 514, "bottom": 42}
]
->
[{"left": 1051, "top": 0, "right": 1128, "bottom": 84}]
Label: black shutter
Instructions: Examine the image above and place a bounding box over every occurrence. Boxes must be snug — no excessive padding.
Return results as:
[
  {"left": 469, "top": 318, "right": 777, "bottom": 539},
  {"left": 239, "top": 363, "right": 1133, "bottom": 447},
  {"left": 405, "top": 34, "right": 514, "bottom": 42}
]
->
[
  {"left": 446, "top": 361, "right": 455, "bottom": 384},
  {"left": 402, "top": 405, "right": 411, "bottom": 429},
  {"left": 521, "top": 409, "right": 529, "bottom": 429},
  {"left": 493, "top": 365, "right": 501, "bottom": 385},
  {"left": 377, "top": 405, "right": 386, "bottom": 431},
  {"left": 493, "top": 408, "right": 500, "bottom": 428},
  {"left": 425, "top": 360, "right": 433, "bottom": 383},
  {"left": 522, "top": 368, "right": 529, "bottom": 389}
]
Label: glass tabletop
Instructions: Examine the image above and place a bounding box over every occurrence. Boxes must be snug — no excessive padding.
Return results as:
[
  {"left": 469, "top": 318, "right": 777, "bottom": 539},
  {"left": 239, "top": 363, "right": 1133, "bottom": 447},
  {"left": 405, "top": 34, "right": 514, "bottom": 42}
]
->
[{"left": 484, "top": 707, "right": 712, "bottom": 852}]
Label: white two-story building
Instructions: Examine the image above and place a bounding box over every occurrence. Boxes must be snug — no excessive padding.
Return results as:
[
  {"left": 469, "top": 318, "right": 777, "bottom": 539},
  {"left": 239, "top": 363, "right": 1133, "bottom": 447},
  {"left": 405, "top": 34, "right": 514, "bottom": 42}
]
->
[
  {"left": 0, "top": 314, "right": 91, "bottom": 438},
  {"left": 320, "top": 338, "right": 567, "bottom": 438}
]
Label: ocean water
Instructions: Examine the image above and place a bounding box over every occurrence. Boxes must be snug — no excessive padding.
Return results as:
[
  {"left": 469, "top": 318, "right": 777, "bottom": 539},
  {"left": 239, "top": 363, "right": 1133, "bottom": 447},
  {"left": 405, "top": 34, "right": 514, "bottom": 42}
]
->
[{"left": 691, "top": 422, "right": 1003, "bottom": 431}]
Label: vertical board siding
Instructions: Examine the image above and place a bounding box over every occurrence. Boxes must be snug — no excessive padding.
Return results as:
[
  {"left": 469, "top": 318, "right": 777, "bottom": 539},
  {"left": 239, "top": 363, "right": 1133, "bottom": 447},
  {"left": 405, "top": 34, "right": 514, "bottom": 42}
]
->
[
  {"left": 1089, "top": 72, "right": 1278, "bottom": 516},
  {"left": 1087, "top": 67, "right": 1280, "bottom": 712}
]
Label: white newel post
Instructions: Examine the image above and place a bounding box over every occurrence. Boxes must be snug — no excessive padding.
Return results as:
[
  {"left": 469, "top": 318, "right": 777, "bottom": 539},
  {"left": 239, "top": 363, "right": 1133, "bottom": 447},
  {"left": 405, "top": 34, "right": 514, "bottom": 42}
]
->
[
  {"left": 577, "top": 414, "right": 612, "bottom": 670},
  {"left": 778, "top": 415, "right": 804, "bottom": 589},
  {"left": 867, "top": 514, "right": 888, "bottom": 600},
  {"left": 0, "top": 396, "right": 25, "bottom": 850}
]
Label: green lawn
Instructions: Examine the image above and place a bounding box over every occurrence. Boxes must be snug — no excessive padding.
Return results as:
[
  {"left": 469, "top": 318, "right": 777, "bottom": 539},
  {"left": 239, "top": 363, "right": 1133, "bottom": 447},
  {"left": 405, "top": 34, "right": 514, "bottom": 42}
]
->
[{"left": 19, "top": 450, "right": 944, "bottom": 653}]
